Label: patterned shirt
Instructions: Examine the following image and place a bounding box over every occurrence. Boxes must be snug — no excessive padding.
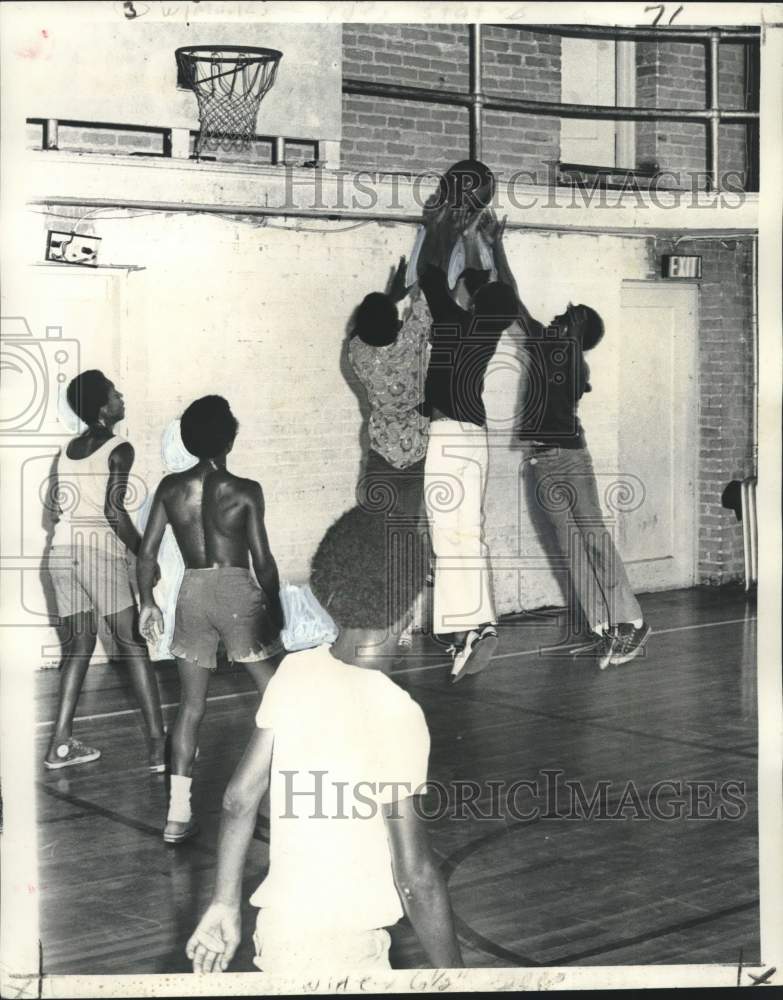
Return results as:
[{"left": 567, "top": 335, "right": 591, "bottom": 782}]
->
[{"left": 349, "top": 291, "right": 431, "bottom": 469}]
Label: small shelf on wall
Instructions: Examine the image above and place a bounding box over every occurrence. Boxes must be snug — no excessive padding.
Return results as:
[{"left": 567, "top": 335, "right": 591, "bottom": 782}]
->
[{"left": 32, "top": 262, "right": 146, "bottom": 272}]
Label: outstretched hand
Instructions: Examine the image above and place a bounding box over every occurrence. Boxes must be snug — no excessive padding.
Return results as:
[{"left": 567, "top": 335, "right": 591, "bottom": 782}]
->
[
  {"left": 478, "top": 207, "right": 507, "bottom": 246},
  {"left": 387, "top": 255, "right": 409, "bottom": 302},
  {"left": 186, "top": 902, "right": 241, "bottom": 974}
]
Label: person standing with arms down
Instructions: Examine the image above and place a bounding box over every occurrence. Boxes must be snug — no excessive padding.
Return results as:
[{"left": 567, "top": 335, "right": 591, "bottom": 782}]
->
[
  {"left": 137, "top": 395, "right": 285, "bottom": 844},
  {"left": 43, "top": 370, "right": 166, "bottom": 771},
  {"left": 185, "top": 504, "right": 463, "bottom": 973},
  {"left": 418, "top": 210, "right": 519, "bottom": 683}
]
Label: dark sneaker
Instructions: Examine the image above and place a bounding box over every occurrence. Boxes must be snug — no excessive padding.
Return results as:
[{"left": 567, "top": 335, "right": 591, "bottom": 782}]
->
[
  {"left": 608, "top": 622, "right": 652, "bottom": 667},
  {"left": 163, "top": 817, "right": 199, "bottom": 845},
  {"left": 44, "top": 738, "right": 101, "bottom": 770},
  {"left": 568, "top": 630, "right": 617, "bottom": 669},
  {"left": 451, "top": 624, "right": 499, "bottom": 684}
]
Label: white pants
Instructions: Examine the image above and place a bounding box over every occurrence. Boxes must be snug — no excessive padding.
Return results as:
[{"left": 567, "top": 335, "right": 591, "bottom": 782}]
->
[
  {"left": 424, "top": 420, "right": 496, "bottom": 635},
  {"left": 253, "top": 913, "right": 392, "bottom": 973}
]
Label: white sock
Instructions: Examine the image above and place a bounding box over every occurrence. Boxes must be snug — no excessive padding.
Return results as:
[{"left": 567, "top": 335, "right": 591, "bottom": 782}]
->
[
  {"left": 167, "top": 774, "right": 192, "bottom": 823},
  {"left": 593, "top": 622, "right": 609, "bottom": 636}
]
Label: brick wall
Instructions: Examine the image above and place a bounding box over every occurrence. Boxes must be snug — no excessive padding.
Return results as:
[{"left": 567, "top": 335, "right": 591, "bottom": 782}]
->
[
  {"left": 27, "top": 122, "right": 164, "bottom": 155},
  {"left": 480, "top": 26, "right": 561, "bottom": 184},
  {"left": 653, "top": 236, "right": 756, "bottom": 583},
  {"left": 635, "top": 41, "right": 749, "bottom": 188},
  {"left": 342, "top": 23, "right": 470, "bottom": 174},
  {"left": 341, "top": 24, "right": 561, "bottom": 182}
]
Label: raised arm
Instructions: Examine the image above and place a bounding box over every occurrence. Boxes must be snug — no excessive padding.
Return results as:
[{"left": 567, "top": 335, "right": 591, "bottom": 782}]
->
[
  {"left": 480, "top": 212, "right": 541, "bottom": 337},
  {"left": 245, "top": 483, "right": 284, "bottom": 634},
  {"left": 186, "top": 727, "right": 274, "bottom": 973},
  {"left": 104, "top": 442, "right": 143, "bottom": 554},
  {"left": 383, "top": 795, "right": 463, "bottom": 968},
  {"left": 418, "top": 264, "right": 469, "bottom": 336},
  {"left": 386, "top": 255, "right": 412, "bottom": 304}
]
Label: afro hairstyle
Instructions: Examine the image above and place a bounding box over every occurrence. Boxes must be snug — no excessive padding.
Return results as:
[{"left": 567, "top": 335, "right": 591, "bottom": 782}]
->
[
  {"left": 574, "top": 305, "right": 605, "bottom": 352},
  {"left": 180, "top": 395, "right": 239, "bottom": 460},
  {"left": 66, "top": 370, "right": 111, "bottom": 425},
  {"left": 352, "top": 292, "right": 401, "bottom": 347},
  {"left": 309, "top": 504, "right": 427, "bottom": 631}
]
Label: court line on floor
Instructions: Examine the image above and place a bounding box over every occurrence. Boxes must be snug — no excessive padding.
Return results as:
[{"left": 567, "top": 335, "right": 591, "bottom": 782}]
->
[
  {"left": 550, "top": 898, "right": 759, "bottom": 965},
  {"left": 435, "top": 808, "right": 759, "bottom": 967},
  {"left": 35, "top": 690, "right": 259, "bottom": 728},
  {"left": 35, "top": 616, "right": 755, "bottom": 729},
  {"left": 37, "top": 781, "right": 269, "bottom": 849},
  {"left": 37, "top": 782, "right": 217, "bottom": 853},
  {"left": 411, "top": 679, "right": 759, "bottom": 762},
  {"left": 394, "top": 615, "right": 757, "bottom": 676}
]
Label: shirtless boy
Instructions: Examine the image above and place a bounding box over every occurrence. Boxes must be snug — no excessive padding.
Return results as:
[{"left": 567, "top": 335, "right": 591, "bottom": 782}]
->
[{"left": 137, "top": 395, "right": 285, "bottom": 843}]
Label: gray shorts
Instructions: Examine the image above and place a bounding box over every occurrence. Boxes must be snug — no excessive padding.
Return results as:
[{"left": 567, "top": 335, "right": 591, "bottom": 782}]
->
[
  {"left": 47, "top": 544, "right": 135, "bottom": 620},
  {"left": 171, "top": 567, "right": 283, "bottom": 670}
]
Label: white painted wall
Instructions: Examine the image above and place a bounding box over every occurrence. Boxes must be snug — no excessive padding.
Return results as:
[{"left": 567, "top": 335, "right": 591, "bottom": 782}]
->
[{"left": 9, "top": 207, "right": 694, "bottom": 662}]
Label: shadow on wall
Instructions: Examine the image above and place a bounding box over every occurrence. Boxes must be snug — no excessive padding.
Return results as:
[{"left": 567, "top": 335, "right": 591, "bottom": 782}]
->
[{"left": 340, "top": 301, "right": 372, "bottom": 488}]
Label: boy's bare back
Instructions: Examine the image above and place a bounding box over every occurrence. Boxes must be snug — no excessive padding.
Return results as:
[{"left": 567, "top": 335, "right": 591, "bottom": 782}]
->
[{"left": 158, "top": 465, "right": 265, "bottom": 570}]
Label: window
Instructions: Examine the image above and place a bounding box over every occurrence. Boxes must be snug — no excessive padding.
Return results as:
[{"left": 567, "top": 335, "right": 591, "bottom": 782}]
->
[{"left": 559, "top": 38, "right": 636, "bottom": 169}]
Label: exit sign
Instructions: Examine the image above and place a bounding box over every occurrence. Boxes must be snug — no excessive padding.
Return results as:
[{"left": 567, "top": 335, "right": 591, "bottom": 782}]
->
[{"left": 661, "top": 255, "right": 702, "bottom": 279}]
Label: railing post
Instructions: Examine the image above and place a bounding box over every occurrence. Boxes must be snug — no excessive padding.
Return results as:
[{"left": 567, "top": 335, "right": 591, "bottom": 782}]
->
[
  {"left": 707, "top": 30, "right": 721, "bottom": 191},
  {"left": 469, "top": 24, "right": 483, "bottom": 160},
  {"left": 43, "top": 119, "right": 59, "bottom": 150},
  {"left": 166, "top": 128, "right": 191, "bottom": 159}
]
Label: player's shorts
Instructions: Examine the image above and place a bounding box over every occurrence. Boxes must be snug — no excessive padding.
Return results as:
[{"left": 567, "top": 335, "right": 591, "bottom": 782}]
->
[
  {"left": 170, "top": 567, "right": 283, "bottom": 670},
  {"left": 47, "top": 543, "right": 136, "bottom": 620}
]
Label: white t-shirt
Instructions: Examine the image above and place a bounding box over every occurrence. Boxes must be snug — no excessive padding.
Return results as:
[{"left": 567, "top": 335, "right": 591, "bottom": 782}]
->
[{"left": 251, "top": 645, "right": 430, "bottom": 932}]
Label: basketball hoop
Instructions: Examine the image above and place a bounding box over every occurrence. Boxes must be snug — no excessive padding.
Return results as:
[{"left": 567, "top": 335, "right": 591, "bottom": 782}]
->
[{"left": 175, "top": 45, "right": 282, "bottom": 157}]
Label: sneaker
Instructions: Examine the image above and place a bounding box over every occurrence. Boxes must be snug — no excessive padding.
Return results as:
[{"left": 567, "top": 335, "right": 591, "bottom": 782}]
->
[
  {"left": 570, "top": 633, "right": 611, "bottom": 657},
  {"left": 451, "top": 624, "right": 498, "bottom": 684},
  {"left": 397, "top": 626, "right": 413, "bottom": 650},
  {"left": 597, "top": 630, "right": 619, "bottom": 670},
  {"left": 608, "top": 622, "right": 652, "bottom": 667},
  {"left": 163, "top": 817, "right": 199, "bottom": 845},
  {"left": 44, "top": 738, "right": 101, "bottom": 770}
]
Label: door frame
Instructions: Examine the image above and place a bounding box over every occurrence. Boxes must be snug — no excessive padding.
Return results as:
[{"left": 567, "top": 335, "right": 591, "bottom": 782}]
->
[{"left": 620, "top": 278, "right": 700, "bottom": 591}]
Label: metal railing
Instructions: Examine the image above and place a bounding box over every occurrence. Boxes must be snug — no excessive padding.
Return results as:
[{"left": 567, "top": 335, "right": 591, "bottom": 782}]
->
[{"left": 343, "top": 23, "right": 761, "bottom": 191}]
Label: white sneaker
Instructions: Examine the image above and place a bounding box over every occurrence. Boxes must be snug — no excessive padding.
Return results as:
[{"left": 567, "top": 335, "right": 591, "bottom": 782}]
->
[{"left": 450, "top": 624, "right": 499, "bottom": 684}]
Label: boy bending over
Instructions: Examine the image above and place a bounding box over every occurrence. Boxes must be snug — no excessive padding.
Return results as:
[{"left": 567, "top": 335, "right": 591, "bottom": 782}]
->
[{"left": 186, "top": 505, "right": 463, "bottom": 972}]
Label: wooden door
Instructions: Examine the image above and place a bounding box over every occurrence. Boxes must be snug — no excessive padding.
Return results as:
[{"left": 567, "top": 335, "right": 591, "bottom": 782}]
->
[{"left": 615, "top": 280, "right": 699, "bottom": 591}]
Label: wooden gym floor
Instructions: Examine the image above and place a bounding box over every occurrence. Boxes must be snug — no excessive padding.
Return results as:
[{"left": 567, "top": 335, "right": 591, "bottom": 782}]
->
[{"left": 35, "top": 586, "right": 759, "bottom": 974}]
